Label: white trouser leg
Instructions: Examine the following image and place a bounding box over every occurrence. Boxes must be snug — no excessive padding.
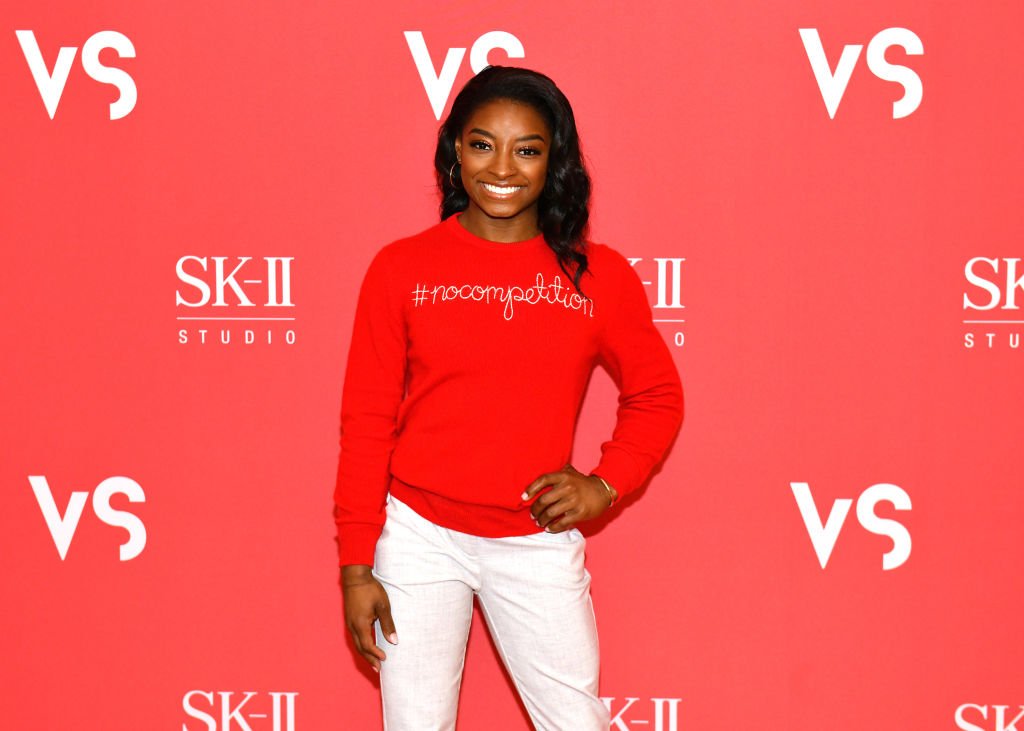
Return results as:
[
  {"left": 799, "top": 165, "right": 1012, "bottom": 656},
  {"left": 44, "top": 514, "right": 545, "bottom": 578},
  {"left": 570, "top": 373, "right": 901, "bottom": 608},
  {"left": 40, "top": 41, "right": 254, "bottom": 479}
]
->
[
  {"left": 372, "top": 495, "right": 479, "bottom": 731},
  {"left": 473, "top": 528, "right": 610, "bottom": 731}
]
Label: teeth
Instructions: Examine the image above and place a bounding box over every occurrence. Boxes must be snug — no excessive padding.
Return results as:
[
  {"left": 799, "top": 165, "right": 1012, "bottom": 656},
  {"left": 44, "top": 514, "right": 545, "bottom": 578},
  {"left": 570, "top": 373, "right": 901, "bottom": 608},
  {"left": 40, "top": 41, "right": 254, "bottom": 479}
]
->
[{"left": 483, "top": 183, "right": 522, "bottom": 194}]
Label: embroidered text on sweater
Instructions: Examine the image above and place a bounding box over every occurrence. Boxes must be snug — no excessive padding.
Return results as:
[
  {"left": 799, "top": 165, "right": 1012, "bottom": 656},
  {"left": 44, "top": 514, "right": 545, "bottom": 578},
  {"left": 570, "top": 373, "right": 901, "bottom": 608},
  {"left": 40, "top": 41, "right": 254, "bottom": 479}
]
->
[{"left": 411, "top": 272, "right": 595, "bottom": 320}]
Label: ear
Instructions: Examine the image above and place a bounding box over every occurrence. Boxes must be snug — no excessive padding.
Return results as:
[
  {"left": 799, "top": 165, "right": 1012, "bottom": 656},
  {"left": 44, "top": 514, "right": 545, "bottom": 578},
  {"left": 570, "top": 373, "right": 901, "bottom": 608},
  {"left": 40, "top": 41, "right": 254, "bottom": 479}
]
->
[{"left": 454, "top": 139, "right": 461, "bottom": 162}]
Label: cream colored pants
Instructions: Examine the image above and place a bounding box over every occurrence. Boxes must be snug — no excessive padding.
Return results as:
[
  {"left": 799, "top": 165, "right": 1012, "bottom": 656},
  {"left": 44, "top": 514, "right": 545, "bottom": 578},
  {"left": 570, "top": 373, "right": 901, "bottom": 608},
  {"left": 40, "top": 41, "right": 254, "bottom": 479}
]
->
[{"left": 372, "top": 493, "right": 609, "bottom": 730}]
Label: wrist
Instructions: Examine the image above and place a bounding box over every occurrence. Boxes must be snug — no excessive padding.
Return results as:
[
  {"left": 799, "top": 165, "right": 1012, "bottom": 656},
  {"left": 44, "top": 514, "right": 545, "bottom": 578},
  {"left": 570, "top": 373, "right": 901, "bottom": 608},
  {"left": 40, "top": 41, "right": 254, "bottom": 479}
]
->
[
  {"left": 341, "top": 564, "right": 374, "bottom": 585},
  {"left": 590, "top": 473, "right": 619, "bottom": 508}
]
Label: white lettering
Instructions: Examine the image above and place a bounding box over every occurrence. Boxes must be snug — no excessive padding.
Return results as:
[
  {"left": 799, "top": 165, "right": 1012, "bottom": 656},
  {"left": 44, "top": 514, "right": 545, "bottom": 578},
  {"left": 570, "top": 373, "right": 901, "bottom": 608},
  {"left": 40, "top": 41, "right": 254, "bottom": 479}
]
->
[
  {"left": 653, "top": 257, "right": 685, "bottom": 309},
  {"left": 80, "top": 31, "right": 137, "bottom": 119},
  {"left": 406, "top": 30, "right": 525, "bottom": 119},
  {"left": 791, "top": 481, "right": 911, "bottom": 569},
  {"left": 414, "top": 272, "right": 594, "bottom": 320},
  {"left": 791, "top": 482, "right": 853, "bottom": 569},
  {"left": 865, "top": 28, "right": 924, "bottom": 119},
  {"left": 16, "top": 30, "right": 77, "bottom": 119},
  {"left": 998, "top": 705, "right": 1024, "bottom": 731},
  {"left": 800, "top": 27, "right": 923, "bottom": 119},
  {"left": 856, "top": 483, "right": 912, "bottom": 570},
  {"left": 29, "top": 476, "right": 89, "bottom": 560},
  {"left": 30, "top": 475, "right": 145, "bottom": 560},
  {"left": 16, "top": 30, "right": 136, "bottom": 119},
  {"left": 92, "top": 476, "right": 147, "bottom": 561},
  {"left": 964, "top": 257, "right": 1003, "bottom": 310},
  {"left": 182, "top": 690, "right": 217, "bottom": 731},
  {"left": 799, "top": 28, "right": 862, "bottom": 120}
]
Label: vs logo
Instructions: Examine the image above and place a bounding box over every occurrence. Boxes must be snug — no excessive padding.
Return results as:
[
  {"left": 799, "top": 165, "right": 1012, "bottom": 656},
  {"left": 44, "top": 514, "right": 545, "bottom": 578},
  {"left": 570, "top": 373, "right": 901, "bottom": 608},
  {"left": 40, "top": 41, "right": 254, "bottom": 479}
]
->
[
  {"left": 404, "top": 30, "right": 525, "bottom": 119},
  {"left": 15, "top": 30, "right": 137, "bottom": 120},
  {"left": 791, "top": 482, "right": 912, "bottom": 570},
  {"left": 799, "top": 27, "right": 923, "bottom": 119},
  {"left": 30, "top": 475, "right": 147, "bottom": 561}
]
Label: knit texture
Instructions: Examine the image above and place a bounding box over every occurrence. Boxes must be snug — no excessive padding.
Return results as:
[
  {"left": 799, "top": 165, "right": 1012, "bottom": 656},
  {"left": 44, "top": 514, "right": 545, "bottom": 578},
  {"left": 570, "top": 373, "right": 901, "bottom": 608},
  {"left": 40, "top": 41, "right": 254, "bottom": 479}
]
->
[{"left": 334, "top": 212, "right": 684, "bottom": 566}]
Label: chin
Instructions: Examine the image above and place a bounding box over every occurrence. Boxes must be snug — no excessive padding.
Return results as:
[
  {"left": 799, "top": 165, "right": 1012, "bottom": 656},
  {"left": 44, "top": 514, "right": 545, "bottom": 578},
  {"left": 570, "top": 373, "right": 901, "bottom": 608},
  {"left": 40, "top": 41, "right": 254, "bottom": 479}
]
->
[
  {"left": 479, "top": 207, "right": 523, "bottom": 220},
  {"left": 473, "top": 200, "right": 540, "bottom": 221}
]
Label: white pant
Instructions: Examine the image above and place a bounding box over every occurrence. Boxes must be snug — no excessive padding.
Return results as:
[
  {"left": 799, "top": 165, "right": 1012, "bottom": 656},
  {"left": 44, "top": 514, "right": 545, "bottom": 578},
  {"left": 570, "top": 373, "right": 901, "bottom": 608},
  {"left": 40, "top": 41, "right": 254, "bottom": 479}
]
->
[{"left": 372, "top": 493, "right": 610, "bottom": 730}]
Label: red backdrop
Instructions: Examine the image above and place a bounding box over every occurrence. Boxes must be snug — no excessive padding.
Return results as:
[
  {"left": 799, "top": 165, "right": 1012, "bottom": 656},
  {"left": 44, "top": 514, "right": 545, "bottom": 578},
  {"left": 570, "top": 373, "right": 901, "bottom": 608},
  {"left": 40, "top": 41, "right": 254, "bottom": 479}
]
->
[{"left": 2, "top": 1, "right": 1021, "bottom": 729}]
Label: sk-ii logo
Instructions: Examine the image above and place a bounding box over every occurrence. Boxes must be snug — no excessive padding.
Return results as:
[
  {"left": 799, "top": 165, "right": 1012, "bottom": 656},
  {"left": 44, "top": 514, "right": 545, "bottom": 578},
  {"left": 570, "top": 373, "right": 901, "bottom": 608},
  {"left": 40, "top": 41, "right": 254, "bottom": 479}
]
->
[
  {"left": 629, "top": 257, "right": 686, "bottom": 348},
  {"left": 799, "top": 28, "right": 923, "bottom": 119},
  {"left": 29, "top": 475, "right": 146, "bottom": 561},
  {"left": 964, "top": 258, "right": 1024, "bottom": 310},
  {"left": 603, "top": 696, "right": 681, "bottom": 731},
  {"left": 405, "top": 30, "right": 525, "bottom": 119},
  {"left": 962, "top": 257, "right": 1024, "bottom": 350},
  {"left": 176, "top": 256, "right": 296, "bottom": 346},
  {"left": 791, "top": 482, "right": 912, "bottom": 570},
  {"left": 182, "top": 691, "right": 298, "bottom": 731},
  {"left": 176, "top": 256, "right": 294, "bottom": 308},
  {"left": 955, "top": 704, "right": 1024, "bottom": 731},
  {"left": 15, "top": 30, "right": 137, "bottom": 120}
]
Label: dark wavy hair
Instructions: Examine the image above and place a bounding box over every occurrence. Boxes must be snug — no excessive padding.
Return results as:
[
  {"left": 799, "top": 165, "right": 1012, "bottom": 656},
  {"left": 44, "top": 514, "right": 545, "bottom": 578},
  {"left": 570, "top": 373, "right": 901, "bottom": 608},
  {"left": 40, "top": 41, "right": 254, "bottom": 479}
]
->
[{"left": 435, "top": 65, "right": 593, "bottom": 296}]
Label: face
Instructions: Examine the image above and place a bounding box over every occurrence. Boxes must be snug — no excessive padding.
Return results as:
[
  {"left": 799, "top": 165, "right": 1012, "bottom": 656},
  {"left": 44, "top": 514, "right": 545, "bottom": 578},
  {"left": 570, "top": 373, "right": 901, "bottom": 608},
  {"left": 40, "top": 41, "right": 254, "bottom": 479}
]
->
[{"left": 454, "top": 98, "right": 551, "bottom": 234}]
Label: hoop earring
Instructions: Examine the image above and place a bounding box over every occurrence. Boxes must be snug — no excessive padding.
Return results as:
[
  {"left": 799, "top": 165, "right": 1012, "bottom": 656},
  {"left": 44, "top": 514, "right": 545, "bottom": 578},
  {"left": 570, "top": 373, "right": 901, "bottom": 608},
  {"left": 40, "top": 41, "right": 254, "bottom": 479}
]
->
[{"left": 449, "top": 161, "right": 461, "bottom": 188}]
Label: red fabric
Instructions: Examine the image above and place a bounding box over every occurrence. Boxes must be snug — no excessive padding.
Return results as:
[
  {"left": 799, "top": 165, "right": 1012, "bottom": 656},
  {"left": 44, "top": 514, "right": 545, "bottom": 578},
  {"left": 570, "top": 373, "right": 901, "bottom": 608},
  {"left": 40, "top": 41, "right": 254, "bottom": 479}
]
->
[{"left": 334, "top": 212, "right": 684, "bottom": 566}]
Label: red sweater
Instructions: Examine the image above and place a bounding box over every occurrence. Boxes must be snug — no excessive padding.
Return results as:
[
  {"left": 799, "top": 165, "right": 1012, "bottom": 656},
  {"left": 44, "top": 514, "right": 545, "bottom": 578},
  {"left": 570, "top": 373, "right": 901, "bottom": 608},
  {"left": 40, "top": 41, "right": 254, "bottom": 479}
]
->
[{"left": 333, "top": 212, "right": 684, "bottom": 566}]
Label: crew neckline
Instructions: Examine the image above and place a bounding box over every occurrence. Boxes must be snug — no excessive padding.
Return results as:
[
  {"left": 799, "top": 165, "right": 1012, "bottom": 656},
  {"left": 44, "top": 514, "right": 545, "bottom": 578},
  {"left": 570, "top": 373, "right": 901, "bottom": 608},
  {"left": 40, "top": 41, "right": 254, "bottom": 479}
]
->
[{"left": 445, "top": 212, "right": 548, "bottom": 252}]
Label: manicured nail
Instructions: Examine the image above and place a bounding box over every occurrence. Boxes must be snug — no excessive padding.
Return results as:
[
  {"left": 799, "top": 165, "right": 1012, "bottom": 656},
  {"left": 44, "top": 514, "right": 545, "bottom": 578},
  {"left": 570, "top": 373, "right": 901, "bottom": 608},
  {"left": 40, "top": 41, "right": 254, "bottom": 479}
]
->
[
  {"left": 521, "top": 491, "right": 529, "bottom": 500},
  {"left": 373, "top": 666, "right": 379, "bottom": 673},
  {"left": 388, "top": 632, "right": 399, "bottom": 645}
]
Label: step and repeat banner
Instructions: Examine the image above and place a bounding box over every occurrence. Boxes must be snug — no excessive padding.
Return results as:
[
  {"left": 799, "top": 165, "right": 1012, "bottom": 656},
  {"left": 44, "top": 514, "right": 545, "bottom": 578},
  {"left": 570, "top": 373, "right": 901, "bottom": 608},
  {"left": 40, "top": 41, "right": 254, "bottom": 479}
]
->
[{"left": 2, "top": 1, "right": 1021, "bottom": 729}]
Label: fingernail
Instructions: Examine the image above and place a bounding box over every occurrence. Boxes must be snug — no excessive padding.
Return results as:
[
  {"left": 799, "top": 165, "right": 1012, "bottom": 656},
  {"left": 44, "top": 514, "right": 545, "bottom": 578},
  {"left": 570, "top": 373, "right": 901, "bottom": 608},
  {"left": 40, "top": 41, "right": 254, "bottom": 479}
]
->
[
  {"left": 521, "top": 491, "right": 529, "bottom": 500},
  {"left": 373, "top": 666, "right": 380, "bottom": 673},
  {"left": 388, "top": 632, "right": 399, "bottom": 645}
]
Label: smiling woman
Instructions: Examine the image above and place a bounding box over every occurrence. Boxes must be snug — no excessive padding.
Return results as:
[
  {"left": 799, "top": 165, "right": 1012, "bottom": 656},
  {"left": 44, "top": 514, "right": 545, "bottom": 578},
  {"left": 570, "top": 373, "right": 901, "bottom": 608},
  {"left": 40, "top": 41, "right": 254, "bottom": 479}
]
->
[
  {"left": 334, "top": 65, "right": 684, "bottom": 731},
  {"left": 452, "top": 99, "right": 551, "bottom": 240},
  {"left": 434, "top": 66, "right": 594, "bottom": 295}
]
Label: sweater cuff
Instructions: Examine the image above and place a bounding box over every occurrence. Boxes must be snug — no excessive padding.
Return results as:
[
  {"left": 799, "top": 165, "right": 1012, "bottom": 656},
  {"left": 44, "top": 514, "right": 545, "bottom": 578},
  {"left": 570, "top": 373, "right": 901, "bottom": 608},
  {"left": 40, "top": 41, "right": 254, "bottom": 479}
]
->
[
  {"left": 591, "top": 447, "right": 646, "bottom": 499},
  {"left": 337, "top": 522, "right": 384, "bottom": 567}
]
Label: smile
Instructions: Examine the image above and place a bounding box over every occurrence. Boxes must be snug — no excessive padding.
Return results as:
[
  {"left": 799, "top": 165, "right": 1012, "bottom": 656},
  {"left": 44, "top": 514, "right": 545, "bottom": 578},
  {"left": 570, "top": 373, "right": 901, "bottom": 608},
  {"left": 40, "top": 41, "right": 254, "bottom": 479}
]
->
[{"left": 481, "top": 183, "right": 524, "bottom": 196}]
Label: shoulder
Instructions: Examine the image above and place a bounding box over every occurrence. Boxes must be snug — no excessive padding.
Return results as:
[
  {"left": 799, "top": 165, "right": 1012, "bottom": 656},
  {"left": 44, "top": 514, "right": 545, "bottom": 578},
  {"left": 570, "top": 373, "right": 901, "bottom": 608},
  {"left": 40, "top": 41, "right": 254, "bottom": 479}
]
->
[
  {"left": 366, "top": 219, "right": 448, "bottom": 268},
  {"left": 582, "top": 239, "right": 638, "bottom": 285}
]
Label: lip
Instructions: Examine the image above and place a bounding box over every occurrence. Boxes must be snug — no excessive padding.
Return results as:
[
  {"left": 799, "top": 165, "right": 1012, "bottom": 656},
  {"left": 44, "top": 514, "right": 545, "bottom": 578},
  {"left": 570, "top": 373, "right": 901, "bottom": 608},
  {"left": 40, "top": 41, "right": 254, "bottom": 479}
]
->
[{"left": 479, "top": 182, "right": 524, "bottom": 199}]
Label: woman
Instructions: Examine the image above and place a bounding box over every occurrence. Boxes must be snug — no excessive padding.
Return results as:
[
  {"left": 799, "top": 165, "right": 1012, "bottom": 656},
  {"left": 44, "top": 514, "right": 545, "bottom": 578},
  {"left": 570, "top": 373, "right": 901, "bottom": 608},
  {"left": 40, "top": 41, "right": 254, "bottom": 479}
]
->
[{"left": 334, "top": 65, "right": 684, "bottom": 730}]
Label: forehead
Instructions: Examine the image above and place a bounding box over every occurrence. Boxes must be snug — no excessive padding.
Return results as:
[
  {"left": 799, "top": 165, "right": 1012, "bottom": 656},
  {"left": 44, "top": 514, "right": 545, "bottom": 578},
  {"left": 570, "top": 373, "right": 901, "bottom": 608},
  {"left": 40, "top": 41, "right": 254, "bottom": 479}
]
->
[{"left": 462, "top": 98, "right": 550, "bottom": 136}]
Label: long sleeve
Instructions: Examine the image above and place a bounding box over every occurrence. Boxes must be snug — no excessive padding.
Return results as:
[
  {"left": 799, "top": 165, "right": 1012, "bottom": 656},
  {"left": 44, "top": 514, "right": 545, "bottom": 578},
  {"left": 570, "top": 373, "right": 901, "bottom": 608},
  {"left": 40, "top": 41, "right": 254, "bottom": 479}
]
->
[
  {"left": 591, "top": 250, "right": 684, "bottom": 498},
  {"left": 333, "top": 244, "right": 407, "bottom": 566}
]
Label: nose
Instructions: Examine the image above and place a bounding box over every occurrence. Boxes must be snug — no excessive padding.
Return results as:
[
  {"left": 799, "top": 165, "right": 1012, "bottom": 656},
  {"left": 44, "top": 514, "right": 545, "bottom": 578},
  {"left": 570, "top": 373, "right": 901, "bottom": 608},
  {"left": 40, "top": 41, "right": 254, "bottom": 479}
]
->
[{"left": 488, "top": 146, "right": 516, "bottom": 179}]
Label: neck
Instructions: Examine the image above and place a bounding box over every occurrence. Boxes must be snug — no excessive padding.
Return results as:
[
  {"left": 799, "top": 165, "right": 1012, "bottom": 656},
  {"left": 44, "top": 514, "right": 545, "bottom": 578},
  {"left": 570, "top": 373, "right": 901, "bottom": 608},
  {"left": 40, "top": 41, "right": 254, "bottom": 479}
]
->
[{"left": 457, "top": 208, "right": 541, "bottom": 243}]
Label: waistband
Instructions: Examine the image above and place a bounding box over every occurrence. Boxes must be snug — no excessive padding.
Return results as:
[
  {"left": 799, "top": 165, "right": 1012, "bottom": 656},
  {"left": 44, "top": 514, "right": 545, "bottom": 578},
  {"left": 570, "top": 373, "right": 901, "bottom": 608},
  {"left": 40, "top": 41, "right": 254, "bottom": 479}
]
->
[{"left": 389, "top": 474, "right": 538, "bottom": 538}]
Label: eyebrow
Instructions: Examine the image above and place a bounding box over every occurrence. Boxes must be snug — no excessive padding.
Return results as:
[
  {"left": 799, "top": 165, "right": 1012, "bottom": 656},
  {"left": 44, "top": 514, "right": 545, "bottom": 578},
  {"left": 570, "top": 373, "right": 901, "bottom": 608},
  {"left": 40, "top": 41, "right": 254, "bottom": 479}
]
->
[{"left": 468, "top": 128, "right": 547, "bottom": 143}]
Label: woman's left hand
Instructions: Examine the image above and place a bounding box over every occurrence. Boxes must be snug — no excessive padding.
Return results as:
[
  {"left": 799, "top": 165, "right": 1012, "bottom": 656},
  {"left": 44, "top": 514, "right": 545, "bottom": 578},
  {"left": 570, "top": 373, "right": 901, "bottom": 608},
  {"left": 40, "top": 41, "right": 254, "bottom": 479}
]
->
[{"left": 521, "top": 463, "right": 617, "bottom": 533}]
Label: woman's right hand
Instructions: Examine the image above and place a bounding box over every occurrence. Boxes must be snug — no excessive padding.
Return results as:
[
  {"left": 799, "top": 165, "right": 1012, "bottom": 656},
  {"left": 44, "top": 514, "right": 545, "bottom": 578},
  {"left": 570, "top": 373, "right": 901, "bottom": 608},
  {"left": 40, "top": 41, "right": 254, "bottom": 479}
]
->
[{"left": 341, "top": 564, "right": 398, "bottom": 673}]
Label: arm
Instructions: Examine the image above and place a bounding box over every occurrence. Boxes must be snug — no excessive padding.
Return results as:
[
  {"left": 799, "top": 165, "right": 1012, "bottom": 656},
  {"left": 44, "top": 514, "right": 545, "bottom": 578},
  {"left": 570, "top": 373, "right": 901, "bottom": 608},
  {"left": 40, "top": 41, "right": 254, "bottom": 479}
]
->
[
  {"left": 590, "top": 250, "right": 685, "bottom": 499},
  {"left": 525, "top": 254, "right": 683, "bottom": 530},
  {"left": 333, "top": 244, "right": 407, "bottom": 567},
  {"left": 334, "top": 245, "right": 405, "bottom": 670}
]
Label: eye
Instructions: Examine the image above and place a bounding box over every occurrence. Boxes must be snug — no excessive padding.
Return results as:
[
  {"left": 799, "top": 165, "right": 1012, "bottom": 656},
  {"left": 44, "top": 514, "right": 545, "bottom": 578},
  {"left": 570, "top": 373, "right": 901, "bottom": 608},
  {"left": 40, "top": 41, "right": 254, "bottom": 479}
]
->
[
  {"left": 518, "top": 147, "right": 542, "bottom": 156},
  {"left": 469, "top": 140, "right": 491, "bottom": 151}
]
